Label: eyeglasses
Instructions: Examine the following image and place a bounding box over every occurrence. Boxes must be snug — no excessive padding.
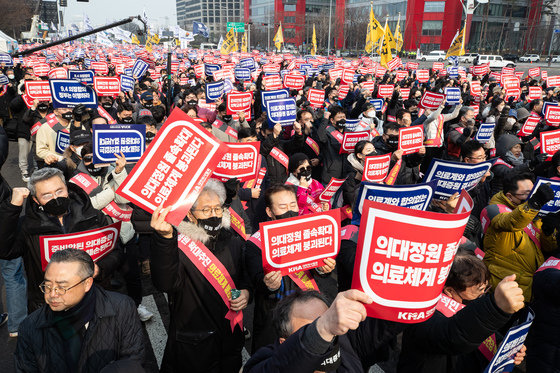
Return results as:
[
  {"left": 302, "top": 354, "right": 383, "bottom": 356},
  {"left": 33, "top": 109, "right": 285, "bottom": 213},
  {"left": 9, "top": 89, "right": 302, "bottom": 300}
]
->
[
  {"left": 513, "top": 191, "right": 532, "bottom": 198},
  {"left": 191, "top": 206, "right": 225, "bottom": 217},
  {"left": 466, "top": 155, "right": 487, "bottom": 161},
  {"left": 39, "top": 277, "right": 90, "bottom": 296}
]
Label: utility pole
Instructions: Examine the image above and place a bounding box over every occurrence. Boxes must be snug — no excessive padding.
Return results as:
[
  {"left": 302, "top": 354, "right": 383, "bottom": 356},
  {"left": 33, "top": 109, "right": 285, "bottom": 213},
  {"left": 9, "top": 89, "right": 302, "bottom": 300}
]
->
[{"left": 327, "top": 0, "right": 333, "bottom": 56}]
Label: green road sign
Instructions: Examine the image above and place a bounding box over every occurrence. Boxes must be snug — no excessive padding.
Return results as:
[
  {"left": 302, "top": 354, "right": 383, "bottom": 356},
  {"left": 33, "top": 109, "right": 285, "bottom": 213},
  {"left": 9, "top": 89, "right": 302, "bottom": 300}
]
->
[{"left": 227, "top": 22, "right": 245, "bottom": 32}]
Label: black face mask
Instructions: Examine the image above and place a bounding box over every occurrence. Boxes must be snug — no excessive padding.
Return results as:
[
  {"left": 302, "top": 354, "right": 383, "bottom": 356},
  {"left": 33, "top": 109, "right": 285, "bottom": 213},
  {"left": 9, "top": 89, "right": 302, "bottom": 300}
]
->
[
  {"left": 297, "top": 166, "right": 312, "bottom": 180},
  {"left": 86, "top": 163, "right": 105, "bottom": 176},
  {"left": 187, "top": 100, "right": 198, "bottom": 106},
  {"left": 198, "top": 216, "right": 222, "bottom": 237},
  {"left": 144, "top": 101, "right": 154, "bottom": 109},
  {"left": 222, "top": 114, "right": 233, "bottom": 122},
  {"left": 274, "top": 210, "right": 299, "bottom": 220},
  {"left": 61, "top": 112, "right": 73, "bottom": 121},
  {"left": 121, "top": 116, "right": 133, "bottom": 124},
  {"left": 102, "top": 102, "right": 113, "bottom": 110},
  {"left": 146, "top": 132, "right": 155, "bottom": 142},
  {"left": 38, "top": 103, "right": 48, "bottom": 112},
  {"left": 386, "top": 135, "right": 399, "bottom": 150},
  {"left": 42, "top": 197, "right": 70, "bottom": 217}
]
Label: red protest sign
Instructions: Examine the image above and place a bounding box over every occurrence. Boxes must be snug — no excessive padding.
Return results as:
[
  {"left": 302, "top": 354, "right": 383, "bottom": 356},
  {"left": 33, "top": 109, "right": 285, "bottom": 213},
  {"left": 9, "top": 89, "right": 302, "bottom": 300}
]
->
[
  {"left": 545, "top": 105, "right": 560, "bottom": 126},
  {"left": 263, "top": 75, "right": 283, "bottom": 90},
  {"left": 226, "top": 91, "right": 253, "bottom": 115},
  {"left": 528, "top": 86, "right": 542, "bottom": 100},
  {"left": 283, "top": 74, "right": 305, "bottom": 89},
  {"left": 501, "top": 66, "right": 515, "bottom": 75},
  {"left": 470, "top": 81, "right": 481, "bottom": 97},
  {"left": 341, "top": 69, "right": 355, "bottom": 84},
  {"left": 419, "top": 91, "right": 445, "bottom": 110},
  {"left": 502, "top": 76, "right": 520, "bottom": 90},
  {"left": 307, "top": 88, "right": 325, "bottom": 108},
  {"left": 540, "top": 129, "right": 560, "bottom": 155},
  {"left": 116, "top": 108, "right": 227, "bottom": 226},
  {"left": 399, "top": 125, "right": 424, "bottom": 155},
  {"left": 25, "top": 80, "right": 52, "bottom": 101},
  {"left": 329, "top": 68, "right": 343, "bottom": 80},
  {"left": 194, "top": 64, "right": 204, "bottom": 77},
  {"left": 40, "top": 222, "right": 121, "bottom": 270},
  {"left": 528, "top": 67, "right": 541, "bottom": 78},
  {"left": 452, "top": 189, "right": 474, "bottom": 214},
  {"left": 212, "top": 142, "right": 260, "bottom": 182},
  {"left": 317, "top": 178, "right": 346, "bottom": 202},
  {"left": 518, "top": 115, "right": 540, "bottom": 136},
  {"left": 259, "top": 209, "right": 341, "bottom": 275},
  {"left": 406, "top": 62, "right": 419, "bottom": 70},
  {"left": 91, "top": 61, "right": 109, "bottom": 75},
  {"left": 338, "top": 85, "right": 350, "bottom": 100},
  {"left": 548, "top": 75, "right": 560, "bottom": 87},
  {"left": 340, "top": 131, "right": 370, "bottom": 154},
  {"left": 416, "top": 69, "right": 430, "bottom": 83},
  {"left": 505, "top": 88, "right": 521, "bottom": 101},
  {"left": 48, "top": 67, "right": 67, "bottom": 79},
  {"left": 362, "top": 81, "right": 375, "bottom": 92},
  {"left": 473, "top": 64, "right": 489, "bottom": 76},
  {"left": 363, "top": 154, "right": 392, "bottom": 182},
  {"left": 396, "top": 70, "right": 408, "bottom": 80},
  {"left": 378, "top": 85, "right": 394, "bottom": 98},
  {"left": 400, "top": 88, "right": 410, "bottom": 100},
  {"left": 33, "top": 63, "right": 50, "bottom": 77},
  {"left": 93, "top": 77, "right": 121, "bottom": 96},
  {"left": 387, "top": 57, "right": 402, "bottom": 71},
  {"left": 351, "top": 200, "right": 469, "bottom": 323}
]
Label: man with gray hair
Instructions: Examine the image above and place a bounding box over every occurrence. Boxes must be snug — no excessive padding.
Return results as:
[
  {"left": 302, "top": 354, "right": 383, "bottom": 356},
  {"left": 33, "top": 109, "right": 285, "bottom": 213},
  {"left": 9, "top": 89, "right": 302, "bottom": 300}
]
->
[
  {"left": 15, "top": 249, "right": 145, "bottom": 372},
  {"left": 0, "top": 167, "right": 124, "bottom": 312},
  {"left": 150, "top": 178, "right": 251, "bottom": 372}
]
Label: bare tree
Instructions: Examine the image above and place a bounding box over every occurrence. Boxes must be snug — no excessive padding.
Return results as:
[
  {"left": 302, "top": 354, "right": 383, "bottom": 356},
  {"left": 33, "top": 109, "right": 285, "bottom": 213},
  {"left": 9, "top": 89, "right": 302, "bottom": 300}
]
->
[{"left": 0, "top": 0, "right": 35, "bottom": 39}]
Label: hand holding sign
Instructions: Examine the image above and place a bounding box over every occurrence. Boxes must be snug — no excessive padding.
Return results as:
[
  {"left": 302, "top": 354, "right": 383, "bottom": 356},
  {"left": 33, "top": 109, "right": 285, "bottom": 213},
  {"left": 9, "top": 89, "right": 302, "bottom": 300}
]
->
[
  {"left": 114, "top": 152, "right": 127, "bottom": 174},
  {"left": 315, "top": 290, "right": 372, "bottom": 341},
  {"left": 494, "top": 274, "right": 525, "bottom": 314},
  {"left": 264, "top": 271, "right": 282, "bottom": 291},
  {"left": 150, "top": 205, "right": 174, "bottom": 239}
]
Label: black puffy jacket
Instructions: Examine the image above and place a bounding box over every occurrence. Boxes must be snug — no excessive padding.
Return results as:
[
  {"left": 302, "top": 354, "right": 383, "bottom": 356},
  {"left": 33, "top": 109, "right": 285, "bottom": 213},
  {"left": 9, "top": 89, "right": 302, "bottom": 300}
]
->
[{"left": 14, "top": 285, "right": 145, "bottom": 373}]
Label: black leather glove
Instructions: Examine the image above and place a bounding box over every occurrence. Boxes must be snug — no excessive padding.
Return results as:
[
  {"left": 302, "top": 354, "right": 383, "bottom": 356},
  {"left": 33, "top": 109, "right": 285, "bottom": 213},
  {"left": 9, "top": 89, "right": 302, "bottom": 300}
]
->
[
  {"left": 529, "top": 153, "right": 549, "bottom": 168},
  {"left": 223, "top": 178, "right": 240, "bottom": 207},
  {"left": 541, "top": 212, "right": 560, "bottom": 236},
  {"left": 527, "top": 183, "right": 555, "bottom": 210}
]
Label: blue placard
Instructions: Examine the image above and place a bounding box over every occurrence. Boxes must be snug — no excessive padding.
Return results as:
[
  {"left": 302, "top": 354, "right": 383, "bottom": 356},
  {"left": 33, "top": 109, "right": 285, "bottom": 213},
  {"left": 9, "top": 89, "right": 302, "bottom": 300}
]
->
[
  {"left": 266, "top": 97, "right": 297, "bottom": 127},
  {"left": 131, "top": 59, "right": 149, "bottom": 79},
  {"left": 529, "top": 177, "right": 560, "bottom": 215},
  {"left": 55, "top": 131, "right": 70, "bottom": 154},
  {"left": 120, "top": 75, "right": 135, "bottom": 92},
  {"left": 92, "top": 124, "right": 146, "bottom": 164},
  {"left": 176, "top": 53, "right": 184, "bottom": 59},
  {"left": 123, "top": 68, "right": 132, "bottom": 76},
  {"left": 300, "top": 64, "right": 312, "bottom": 70},
  {"left": 542, "top": 101, "right": 558, "bottom": 116},
  {"left": 423, "top": 158, "right": 494, "bottom": 199},
  {"left": 49, "top": 79, "right": 98, "bottom": 109},
  {"left": 351, "top": 181, "right": 436, "bottom": 225},
  {"left": 83, "top": 58, "right": 94, "bottom": 68},
  {"left": 445, "top": 87, "right": 461, "bottom": 104},
  {"left": 448, "top": 56, "right": 459, "bottom": 67},
  {"left": 319, "top": 62, "right": 335, "bottom": 71},
  {"left": 223, "top": 79, "right": 234, "bottom": 94},
  {"left": 68, "top": 70, "right": 94, "bottom": 85},
  {"left": 234, "top": 67, "right": 251, "bottom": 81},
  {"left": 238, "top": 58, "right": 255, "bottom": 70},
  {"left": 0, "top": 75, "right": 9, "bottom": 86},
  {"left": 475, "top": 123, "right": 496, "bottom": 143},
  {"left": 0, "top": 53, "right": 14, "bottom": 66},
  {"left": 205, "top": 63, "right": 221, "bottom": 77},
  {"left": 447, "top": 66, "right": 459, "bottom": 78},
  {"left": 344, "top": 119, "right": 363, "bottom": 132},
  {"left": 261, "top": 89, "right": 289, "bottom": 110},
  {"left": 484, "top": 310, "right": 534, "bottom": 373},
  {"left": 370, "top": 99, "right": 384, "bottom": 111},
  {"left": 206, "top": 80, "right": 224, "bottom": 102},
  {"left": 307, "top": 68, "right": 319, "bottom": 76}
]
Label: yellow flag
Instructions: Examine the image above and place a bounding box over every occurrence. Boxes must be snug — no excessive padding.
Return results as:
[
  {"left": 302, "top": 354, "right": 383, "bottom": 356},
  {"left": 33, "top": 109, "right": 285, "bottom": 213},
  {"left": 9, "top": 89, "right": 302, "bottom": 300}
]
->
[
  {"left": 311, "top": 24, "right": 317, "bottom": 55},
  {"left": 152, "top": 33, "right": 160, "bottom": 44},
  {"left": 446, "top": 26, "right": 466, "bottom": 58},
  {"left": 384, "top": 21, "right": 396, "bottom": 51},
  {"left": 379, "top": 20, "right": 392, "bottom": 68},
  {"left": 175, "top": 38, "right": 180, "bottom": 47},
  {"left": 273, "top": 23, "right": 284, "bottom": 50},
  {"left": 233, "top": 31, "right": 239, "bottom": 52},
  {"left": 241, "top": 32, "right": 248, "bottom": 53},
  {"left": 131, "top": 34, "right": 140, "bottom": 45},
  {"left": 394, "top": 23, "right": 403, "bottom": 52},
  {"left": 145, "top": 41, "right": 153, "bottom": 53},
  {"left": 365, "top": 4, "right": 384, "bottom": 54},
  {"left": 220, "top": 28, "right": 236, "bottom": 55}
]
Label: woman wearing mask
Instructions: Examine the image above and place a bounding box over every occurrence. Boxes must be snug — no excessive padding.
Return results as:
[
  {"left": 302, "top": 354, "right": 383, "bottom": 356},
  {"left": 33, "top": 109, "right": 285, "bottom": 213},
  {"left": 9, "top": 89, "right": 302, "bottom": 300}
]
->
[
  {"left": 286, "top": 153, "right": 328, "bottom": 215},
  {"left": 358, "top": 103, "right": 383, "bottom": 135},
  {"left": 341, "top": 140, "right": 376, "bottom": 208}
]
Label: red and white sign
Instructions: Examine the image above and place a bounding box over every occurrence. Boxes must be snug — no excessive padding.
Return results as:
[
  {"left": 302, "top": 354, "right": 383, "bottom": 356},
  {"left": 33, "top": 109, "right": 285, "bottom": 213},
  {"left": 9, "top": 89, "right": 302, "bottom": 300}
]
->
[
  {"left": 363, "top": 154, "right": 392, "bottom": 182},
  {"left": 378, "top": 85, "right": 394, "bottom": 98},
  {"left": 351, "top": 200, "right": 470, "bottom": 323},
  {"left": 400, "top": 88, "right": 410, "bottom": 100},
  {"left": 226, "top": 91, "right": 253, "bottom": 116},
  {"left": 473, "top": 64, "right": 489, "bottom": 76},
  {"left": 540, "top": 129, "right": 560, "bottom": 156},
  {"left": 91, "top": 61, "right": 109, "bottom": 75},
  {"left": 40, "top": 222, "right": 121, "bottom": 270},
  {"left": 329, "top": 68, "right": 343, "bottom": 80},
  {"left": 505, "top": 88, "right": 521, "bottom": 101},
  {"left": 396, "top": 70, "right": 408, "bottom": 80},
  {"left": 452, "top": 189, "right": 475, "bottom": 214},
  {"left": 548, "top": 75, "right": 560, "bottom": 87},
  {"left": 342, "top": 68, "right": 355, "bottom": 84},
  {"left": 528, "top": 67, "right": 541, "bottom": 78},
  {"left": 25, "top": 80, "right": 52, "bottom": 101},
  {"left": 432, "top": 62, "right": 444, "bottom": 71},
  {"left": 419, "top": 91, "right": 445, "bottom": 110},
  {"left": 259, "top": 209, "right": 341, "bottom": 275},
  {"left": 263, "top": 75, "right": 283, "bottom": 90},
  {"left": 501, "top": 67, "right": 515, "bottom": 75},
  {"left": 283, "top": 74, "right": 305, "bottom": 89},
  {"left": 307, "top": 88, "right": 325, "bottom": 108},
  {"left": 528, "top": 86, "right": 542, "bottom": 100},
  {"left": 340, "top": 131, "right": 370, "bottom": 153},
  {"left": 116, "top": 108, "right": 227, "bottom": 225},
  {"left": 470, "top": 80, "right": 481, "bottom": 97},
  {"left": 33, "top": 63, "right": 50, "bottom": 77},
  {"left": 416, "top": 69, "right": 430, "bottom": 83},
  {"left": 317, "top": 177, "right": 346, "bottom": 202},
  {"left": 518, "top": 115, "right": 540, "bottom": 136},
  {"left": 542, "top": 70, "right": 548, "bottom": 79},
  {"left": 406, "top": 62, "right": 419, "bottom": 70},
  {"left": 502, "top": 75, "right": 520, "bottom": 90},
  {"left": 362, "top": 81, "right": 375, "bottom": 92},
  {"left": 93, "top": 77, "right": 120, "bottom": 96},
  {"left": 48, "top": 67, "right": 67, "bottom": 79},
  {"left": 398, "top": 125, "right": 424, "bottom": 155},
  {"left": 212, "top": 142, "right": 260, "bottom": 182},
  {"left": 194, "top": 64, "right": 204, "bottom": 78},
  {"left": 545, "top": 105, "right": 560, "bottom": 126},
  {"left": 387, "top": 57, "right": 402, "bottom": 71},
  {"left": 338, "top": 85, "right": 350, "bottom": 100}
]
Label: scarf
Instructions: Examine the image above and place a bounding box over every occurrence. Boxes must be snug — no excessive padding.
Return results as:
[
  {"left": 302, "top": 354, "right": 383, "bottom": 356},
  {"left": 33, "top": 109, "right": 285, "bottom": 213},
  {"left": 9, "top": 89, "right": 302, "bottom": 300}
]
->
[{"left": 504, "top": 151, "right": 525, "bottom": 166}]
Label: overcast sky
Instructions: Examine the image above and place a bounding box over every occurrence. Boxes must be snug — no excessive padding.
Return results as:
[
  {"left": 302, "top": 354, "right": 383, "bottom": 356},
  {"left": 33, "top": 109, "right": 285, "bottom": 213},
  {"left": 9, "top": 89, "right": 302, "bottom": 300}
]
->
[{"left": 61, "top": 0, "right": 177, "bottom": 28}]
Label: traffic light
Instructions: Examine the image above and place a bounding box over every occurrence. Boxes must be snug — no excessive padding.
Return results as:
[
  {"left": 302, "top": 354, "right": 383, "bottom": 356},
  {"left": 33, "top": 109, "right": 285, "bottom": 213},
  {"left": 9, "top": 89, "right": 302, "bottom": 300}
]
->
[{"left": 59, "top": 0, "right": 67, "bottom": 7}]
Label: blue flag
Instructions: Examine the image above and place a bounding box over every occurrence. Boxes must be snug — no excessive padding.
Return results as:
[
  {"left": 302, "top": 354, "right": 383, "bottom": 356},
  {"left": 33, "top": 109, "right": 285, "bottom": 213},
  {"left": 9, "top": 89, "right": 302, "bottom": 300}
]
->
[{"left": 193, "top": 21, "right": 209, "bottom": 38}]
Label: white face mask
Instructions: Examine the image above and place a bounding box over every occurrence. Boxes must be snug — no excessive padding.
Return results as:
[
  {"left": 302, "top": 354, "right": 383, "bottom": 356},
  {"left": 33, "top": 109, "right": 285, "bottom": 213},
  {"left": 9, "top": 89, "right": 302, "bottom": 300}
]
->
[
  {"left": 365, "top": 111, "right": 376, "bottom": 118},
  {"left": 75, "top": 146, "right": 83, "bottom": 156},
  {"left": 8, "top": 74, "right": 14, "bottom": 80}
]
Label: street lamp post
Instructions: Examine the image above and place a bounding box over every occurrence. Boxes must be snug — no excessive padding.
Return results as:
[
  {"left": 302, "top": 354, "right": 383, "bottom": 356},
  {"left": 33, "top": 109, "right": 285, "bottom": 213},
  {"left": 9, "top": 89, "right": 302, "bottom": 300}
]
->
[
  {"left": 327, "top": 0, "right": 333, "bottom": 56},
  {"left": 458, "top": 0, "right": 488, "bottom": 49}
]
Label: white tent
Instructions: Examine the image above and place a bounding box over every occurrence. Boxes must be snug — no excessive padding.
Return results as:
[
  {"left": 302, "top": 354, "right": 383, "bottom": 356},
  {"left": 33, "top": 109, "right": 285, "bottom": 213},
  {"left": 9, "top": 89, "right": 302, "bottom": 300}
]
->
[{"left": 0, "top": 30, "right": 18, "bottom": 54}]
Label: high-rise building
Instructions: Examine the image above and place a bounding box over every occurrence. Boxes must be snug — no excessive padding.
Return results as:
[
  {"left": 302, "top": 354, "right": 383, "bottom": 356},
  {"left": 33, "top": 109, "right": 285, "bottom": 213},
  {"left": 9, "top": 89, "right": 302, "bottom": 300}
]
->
[
  {"left": 40, "top": 0, "right": 59, "bottom": 26},
  {"left": 176, "top": 0, "right": 244, "bottom": 42}
]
